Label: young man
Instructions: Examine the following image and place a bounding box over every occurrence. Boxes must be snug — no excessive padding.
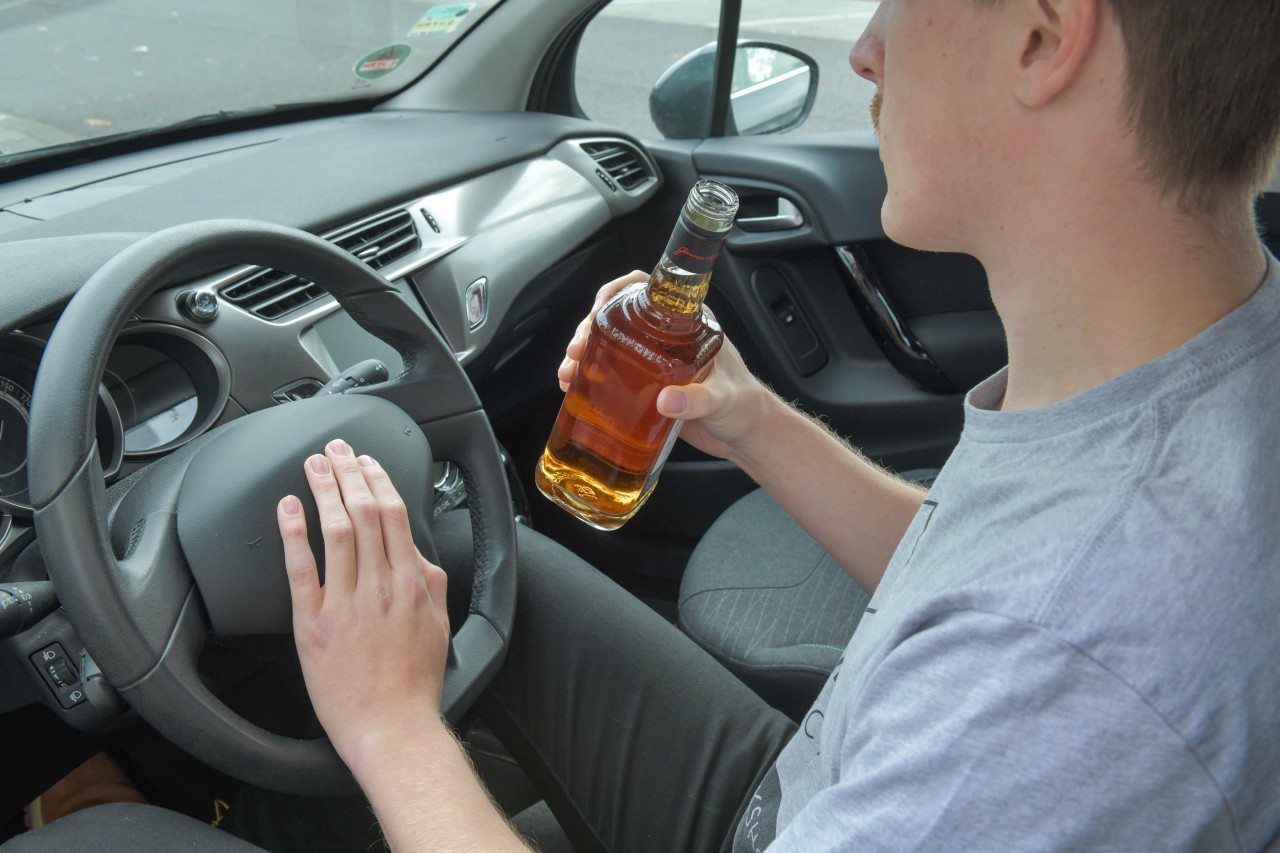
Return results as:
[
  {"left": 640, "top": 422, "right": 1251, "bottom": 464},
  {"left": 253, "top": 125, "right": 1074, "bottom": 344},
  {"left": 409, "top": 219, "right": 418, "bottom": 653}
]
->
[
  {"left": 24, "top": 0, "right": 1268, "bottom": 850},
  {"left": 268, "top": 0, "right": 1280, "bottom": 850}
]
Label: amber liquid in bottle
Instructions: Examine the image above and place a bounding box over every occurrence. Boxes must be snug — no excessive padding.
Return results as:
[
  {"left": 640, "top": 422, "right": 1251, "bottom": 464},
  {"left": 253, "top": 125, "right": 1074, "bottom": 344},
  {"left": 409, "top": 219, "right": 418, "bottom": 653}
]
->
[
  {"left": 537, "top": 178, "right": 742, "bottom": 525},
  {"left": 535, "top": 182, "right": 737, "bottom": 530}
]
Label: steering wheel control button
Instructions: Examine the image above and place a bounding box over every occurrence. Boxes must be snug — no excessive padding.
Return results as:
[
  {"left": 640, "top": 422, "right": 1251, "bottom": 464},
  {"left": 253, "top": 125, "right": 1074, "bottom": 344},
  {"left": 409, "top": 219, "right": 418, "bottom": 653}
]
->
[
  {"left": 47, "top": 657, "right": 75, "bottom": 688},
  {"left": 30, "top": 643, "right": 86, "bottom": 709},
  {"left": 0, "top": 581, "right": 58, "bottom": 639},
  {"left": 466, "top": 277, "right": 488, "bottom": 331},
  {"left": 178, "top": 289, "right": 219, "bottom": 322}
]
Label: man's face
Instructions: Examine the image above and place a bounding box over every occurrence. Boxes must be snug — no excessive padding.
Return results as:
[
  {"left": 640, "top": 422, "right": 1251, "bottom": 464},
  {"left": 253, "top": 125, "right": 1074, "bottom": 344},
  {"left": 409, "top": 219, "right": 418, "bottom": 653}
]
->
[{"left": 850, "top": 0, "right": 1006, "bottom": 252}]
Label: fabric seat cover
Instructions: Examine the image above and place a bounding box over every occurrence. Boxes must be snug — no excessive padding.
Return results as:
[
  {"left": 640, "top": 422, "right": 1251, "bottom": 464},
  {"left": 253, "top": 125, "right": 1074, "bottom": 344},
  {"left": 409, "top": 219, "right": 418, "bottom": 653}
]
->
[
  {"left": 679, "top": 489, "right": 868, "bottom": 721},
  {"left": 679, "top": 473, "right": 936, "bottom": 721}
]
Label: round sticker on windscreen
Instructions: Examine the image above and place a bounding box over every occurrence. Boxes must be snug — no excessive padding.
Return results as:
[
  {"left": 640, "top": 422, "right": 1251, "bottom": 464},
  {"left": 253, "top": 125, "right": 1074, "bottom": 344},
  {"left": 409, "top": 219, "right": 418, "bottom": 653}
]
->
[{"left": 354, "top": 44, "right": 411, "bottom": 80}]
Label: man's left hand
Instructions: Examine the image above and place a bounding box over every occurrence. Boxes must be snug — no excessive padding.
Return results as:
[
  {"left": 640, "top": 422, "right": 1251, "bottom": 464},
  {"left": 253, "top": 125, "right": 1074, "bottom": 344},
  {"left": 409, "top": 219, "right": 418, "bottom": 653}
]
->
[{"left": 276, "top": 438, "right": 450, "bottom": 777}]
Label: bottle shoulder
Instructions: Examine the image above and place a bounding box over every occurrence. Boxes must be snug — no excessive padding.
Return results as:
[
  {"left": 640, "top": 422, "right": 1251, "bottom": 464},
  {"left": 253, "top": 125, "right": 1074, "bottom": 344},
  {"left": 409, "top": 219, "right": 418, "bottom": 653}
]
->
[
  {"left": 592, "top": 299, "right": 723, "bottom": 377},
  {"left": 596, "top": 285, "right": 723, "bottom": 342}
]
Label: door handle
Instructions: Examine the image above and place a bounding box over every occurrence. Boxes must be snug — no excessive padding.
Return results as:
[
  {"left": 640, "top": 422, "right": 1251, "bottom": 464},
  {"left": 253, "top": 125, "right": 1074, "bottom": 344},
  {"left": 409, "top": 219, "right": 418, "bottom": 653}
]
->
[
  {"left": 835, "top": 244, "right": 955, "bottom": 393},
  {"left": 835, "top": 245, "right": 930, "bottom": 362},
  {"left": 737, "top": 197, "right": 805, "bottom": 232}
]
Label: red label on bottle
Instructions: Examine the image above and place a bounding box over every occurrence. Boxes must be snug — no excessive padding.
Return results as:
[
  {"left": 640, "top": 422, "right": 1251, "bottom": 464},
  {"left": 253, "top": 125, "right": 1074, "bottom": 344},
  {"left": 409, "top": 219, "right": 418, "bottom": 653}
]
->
[{"left": 662, "top": 214, "right": 727, "bottom": 275}]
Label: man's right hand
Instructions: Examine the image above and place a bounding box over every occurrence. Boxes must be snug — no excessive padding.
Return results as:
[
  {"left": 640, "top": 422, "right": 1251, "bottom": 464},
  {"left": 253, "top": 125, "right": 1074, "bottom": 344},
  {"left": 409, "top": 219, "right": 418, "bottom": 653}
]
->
[{"left": 558, "top": 271, "right": 781, "bottom": 463}]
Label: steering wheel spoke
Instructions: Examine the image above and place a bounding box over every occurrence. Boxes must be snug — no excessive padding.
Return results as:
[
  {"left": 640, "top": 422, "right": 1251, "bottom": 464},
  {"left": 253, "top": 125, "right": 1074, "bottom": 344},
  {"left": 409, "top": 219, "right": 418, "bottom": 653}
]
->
[
  {"left": 36, "top": 451, "right": 195, "bottom": 687},
  {"left": 113, "top": 509, "right": 200, "bottom": 651},
  {"left": 121, "top": 589, "right": 360, "bottom": 795}
]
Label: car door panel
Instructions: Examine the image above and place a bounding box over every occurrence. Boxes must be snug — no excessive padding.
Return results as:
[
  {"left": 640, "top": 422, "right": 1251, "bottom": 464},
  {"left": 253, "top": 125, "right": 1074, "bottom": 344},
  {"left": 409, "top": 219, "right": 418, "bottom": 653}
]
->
[
  {"left": 848, "top": 240, "right": 1006, "bottom": 391},
  {"left": 643, "top": 136, "right": 1004, "bottom": 471}
]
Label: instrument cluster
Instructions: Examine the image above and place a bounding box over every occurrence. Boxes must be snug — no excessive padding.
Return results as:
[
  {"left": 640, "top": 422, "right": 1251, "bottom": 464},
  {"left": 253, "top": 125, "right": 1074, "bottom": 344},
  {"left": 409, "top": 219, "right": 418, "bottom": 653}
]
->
[{"left": 0, "top": 324, "right": 229, "bottom": 517}]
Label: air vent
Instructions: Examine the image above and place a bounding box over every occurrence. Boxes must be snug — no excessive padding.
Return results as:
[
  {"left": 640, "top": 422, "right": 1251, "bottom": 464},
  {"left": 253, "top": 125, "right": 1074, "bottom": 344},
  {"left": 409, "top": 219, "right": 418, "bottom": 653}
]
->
[
  {"left": 219, "top": 209, "right": 420, "bottom": 320},
  {"left": 582, "top": 141, "right": 652, "bottom": 191},
  {"left": 331, "top": 209, "right": 420, "bottom": 271},
  {"left": 220, "top": 268, "right": 326, "bottom": 321}
]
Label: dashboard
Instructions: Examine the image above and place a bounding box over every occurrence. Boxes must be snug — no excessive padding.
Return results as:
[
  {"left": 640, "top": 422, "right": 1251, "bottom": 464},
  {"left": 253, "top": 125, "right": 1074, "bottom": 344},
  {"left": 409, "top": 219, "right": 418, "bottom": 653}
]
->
[{"left": 0, "top": 109, "right": 661, "bottom": 719}]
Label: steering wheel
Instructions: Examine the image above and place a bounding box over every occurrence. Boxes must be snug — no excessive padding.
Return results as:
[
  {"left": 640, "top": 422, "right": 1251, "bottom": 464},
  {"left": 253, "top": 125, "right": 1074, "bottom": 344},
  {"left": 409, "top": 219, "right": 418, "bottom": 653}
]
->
[{"left": 26, "top": 220, "right": 517, "bottom": 795}]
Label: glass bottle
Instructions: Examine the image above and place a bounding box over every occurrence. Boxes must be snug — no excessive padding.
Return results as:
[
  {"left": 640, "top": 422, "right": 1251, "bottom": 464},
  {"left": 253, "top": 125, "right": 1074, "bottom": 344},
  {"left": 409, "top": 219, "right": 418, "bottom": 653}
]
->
[{"left": 535, "top": 179, "right": 739, "bottom": 530}]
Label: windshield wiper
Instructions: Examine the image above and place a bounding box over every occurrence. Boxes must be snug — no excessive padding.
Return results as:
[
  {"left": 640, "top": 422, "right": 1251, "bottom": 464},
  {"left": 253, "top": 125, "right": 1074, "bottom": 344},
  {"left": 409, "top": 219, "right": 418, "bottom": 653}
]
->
[{"left": 161, "top": 106, "right": 283, "bottom": 130}]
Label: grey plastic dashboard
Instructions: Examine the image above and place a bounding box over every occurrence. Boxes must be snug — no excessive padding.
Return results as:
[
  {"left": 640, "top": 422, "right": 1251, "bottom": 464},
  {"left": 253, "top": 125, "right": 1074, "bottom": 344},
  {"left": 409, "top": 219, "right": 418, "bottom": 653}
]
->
[
  {"left": 0, "top": 109, "right": 660, "bottom": 490},
  {"left": 0, "top": 110, "right": 658, "bottom": 325}
]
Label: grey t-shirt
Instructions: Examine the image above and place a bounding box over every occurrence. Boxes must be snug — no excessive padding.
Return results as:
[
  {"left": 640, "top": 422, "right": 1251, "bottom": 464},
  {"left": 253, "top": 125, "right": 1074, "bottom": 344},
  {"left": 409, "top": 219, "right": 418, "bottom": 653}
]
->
[{"left": 735, "top": 254, "right": 1280, "bottom": 852}]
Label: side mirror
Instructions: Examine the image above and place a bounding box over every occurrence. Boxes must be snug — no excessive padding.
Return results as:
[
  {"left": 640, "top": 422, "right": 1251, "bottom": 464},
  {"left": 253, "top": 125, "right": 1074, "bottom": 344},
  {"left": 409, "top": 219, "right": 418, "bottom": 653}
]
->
[{"left": 649, "top": 41, "right": 819, "bottom": 139}]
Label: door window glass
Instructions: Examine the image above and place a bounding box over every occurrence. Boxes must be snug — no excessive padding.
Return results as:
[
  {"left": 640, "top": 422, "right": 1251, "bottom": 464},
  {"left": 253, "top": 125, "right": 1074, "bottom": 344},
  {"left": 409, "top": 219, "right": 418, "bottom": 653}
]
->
[
  {"left": 575, "top": 0, "right": 879, "bottom": 139},
  {"left": 738, "top": 0, "right": 878, "bottom": 134},
  {"left": 575, "top": 0, "right": 723, "bottom": 139}
]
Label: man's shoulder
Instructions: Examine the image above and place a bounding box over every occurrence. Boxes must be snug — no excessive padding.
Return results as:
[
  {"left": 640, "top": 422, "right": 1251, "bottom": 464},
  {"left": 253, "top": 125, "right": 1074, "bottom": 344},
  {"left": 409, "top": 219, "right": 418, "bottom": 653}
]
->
[
  {"left": 1018, "top": 397, "right": 1280, "bottom": 847},
  {"left": 853, "top": 274, "right": 1280, "bottom": 850},
  {"left": 1145, "top": 312, "right": 1280, "bottom": 501},
  {"left": 1050, "top": 300, "right": 1280, "bottom": 648},
  {"left": 1029, "top": 332, "right": 1280, "bottom": 694}
]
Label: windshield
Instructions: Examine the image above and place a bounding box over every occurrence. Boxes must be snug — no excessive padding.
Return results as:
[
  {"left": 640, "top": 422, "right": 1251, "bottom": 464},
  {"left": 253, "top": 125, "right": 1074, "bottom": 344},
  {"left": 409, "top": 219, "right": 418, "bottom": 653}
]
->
[{"left": 0, "top": 0, "right": 502, "bottom": 162}]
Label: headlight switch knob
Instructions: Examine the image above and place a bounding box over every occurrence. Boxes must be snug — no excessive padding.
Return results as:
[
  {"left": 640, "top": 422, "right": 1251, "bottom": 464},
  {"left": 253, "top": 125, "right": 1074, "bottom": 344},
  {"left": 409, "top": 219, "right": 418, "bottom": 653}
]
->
[{"left": 178, "top": 289, "right": 219, "bottom": 323}]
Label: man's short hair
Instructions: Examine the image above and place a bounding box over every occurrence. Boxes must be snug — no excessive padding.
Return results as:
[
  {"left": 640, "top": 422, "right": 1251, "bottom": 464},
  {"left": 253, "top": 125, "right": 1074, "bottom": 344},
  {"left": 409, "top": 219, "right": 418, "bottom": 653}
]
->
[{"left": 983, "top": 0, "right": 1280, "bottom": 214}]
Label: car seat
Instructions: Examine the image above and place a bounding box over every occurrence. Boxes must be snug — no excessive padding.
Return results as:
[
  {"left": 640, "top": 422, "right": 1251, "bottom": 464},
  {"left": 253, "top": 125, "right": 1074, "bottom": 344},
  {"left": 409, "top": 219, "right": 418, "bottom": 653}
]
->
[{"left": 677, "top": 470, "right": 939, "bottom": 721}]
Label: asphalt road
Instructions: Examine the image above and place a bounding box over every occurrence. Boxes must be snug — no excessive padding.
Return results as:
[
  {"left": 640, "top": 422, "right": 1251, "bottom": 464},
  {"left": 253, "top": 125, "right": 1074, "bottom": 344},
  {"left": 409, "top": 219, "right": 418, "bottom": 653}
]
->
[{"left": 0, "top": 0, "right": 877, "bottom": 157}]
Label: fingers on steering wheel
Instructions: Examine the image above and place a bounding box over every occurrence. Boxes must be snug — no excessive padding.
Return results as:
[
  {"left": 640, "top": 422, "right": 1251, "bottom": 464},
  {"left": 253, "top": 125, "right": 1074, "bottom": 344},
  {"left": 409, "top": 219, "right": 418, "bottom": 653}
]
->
[
  {"left": 277, "top": 495, "right": 320, "bottom": 618},
  {"left": 324, "top": 440, "right": 389, "bottom": 591},
  {"left": 304, "top": 449, "right": 357, "bottom": 596},
  {"left": 356, "top": 455, "right": 422, "bottom": 580},
  {"left": 419, "top": 554, "right": 449, "bottom": 623}
]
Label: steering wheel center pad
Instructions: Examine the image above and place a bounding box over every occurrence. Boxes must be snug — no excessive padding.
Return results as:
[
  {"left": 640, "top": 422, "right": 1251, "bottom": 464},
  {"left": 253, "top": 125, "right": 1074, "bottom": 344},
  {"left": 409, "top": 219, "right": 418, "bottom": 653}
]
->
[{"left": 177, "top": 394, "right": 435, "bottom": 636}]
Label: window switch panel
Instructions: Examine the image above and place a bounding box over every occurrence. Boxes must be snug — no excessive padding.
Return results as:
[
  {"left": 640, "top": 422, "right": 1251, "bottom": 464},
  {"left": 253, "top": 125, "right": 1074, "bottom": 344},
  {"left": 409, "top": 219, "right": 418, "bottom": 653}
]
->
[{"left": 752, "top": 267, "right": 829, "bottom": 376}]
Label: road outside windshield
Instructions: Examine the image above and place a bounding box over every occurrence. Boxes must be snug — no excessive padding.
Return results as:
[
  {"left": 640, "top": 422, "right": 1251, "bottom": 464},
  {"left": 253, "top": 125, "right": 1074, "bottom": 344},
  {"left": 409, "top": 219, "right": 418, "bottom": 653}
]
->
[{"left": 0, "top": 0, "right": 502, "bottom": 160}]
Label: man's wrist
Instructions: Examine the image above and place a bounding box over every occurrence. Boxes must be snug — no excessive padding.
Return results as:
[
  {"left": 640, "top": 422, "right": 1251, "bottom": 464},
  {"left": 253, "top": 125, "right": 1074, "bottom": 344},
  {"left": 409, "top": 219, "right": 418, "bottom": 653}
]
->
[
  {"left": 347, "top": 711, "right": 530, "bottom": 852},
  {"left": 725, "top": 390, "right": 795, "bottom": 474},
  {"left": 343, "top": 706, "right": 449, "bottom": 789}
]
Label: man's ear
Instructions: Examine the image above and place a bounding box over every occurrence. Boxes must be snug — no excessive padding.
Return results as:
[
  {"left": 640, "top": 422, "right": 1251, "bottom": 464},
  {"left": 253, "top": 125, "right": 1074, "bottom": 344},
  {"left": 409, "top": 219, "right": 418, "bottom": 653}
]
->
[{"left": 1013, "top": 0, "right": 1100, "bottom": 108}]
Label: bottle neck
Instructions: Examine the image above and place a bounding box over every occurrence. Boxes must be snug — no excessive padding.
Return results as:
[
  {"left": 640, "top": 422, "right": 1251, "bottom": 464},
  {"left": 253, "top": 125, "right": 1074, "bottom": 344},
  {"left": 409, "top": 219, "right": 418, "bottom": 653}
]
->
[
  {"left": 644, "top": 260, "right": 712, "bottom": 316},
  {"left": 643, "top": 212, "right": 728, "bottom": 317}
]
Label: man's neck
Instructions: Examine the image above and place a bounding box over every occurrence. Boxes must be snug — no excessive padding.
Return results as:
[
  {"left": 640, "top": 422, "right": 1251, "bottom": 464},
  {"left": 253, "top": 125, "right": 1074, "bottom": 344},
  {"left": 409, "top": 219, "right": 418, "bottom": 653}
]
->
[{"left": 979, "top": 192, "right": 1268, "bottom": 412}]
